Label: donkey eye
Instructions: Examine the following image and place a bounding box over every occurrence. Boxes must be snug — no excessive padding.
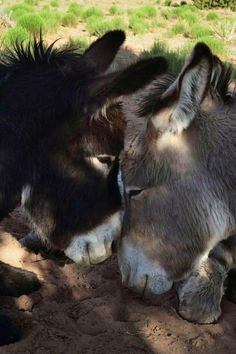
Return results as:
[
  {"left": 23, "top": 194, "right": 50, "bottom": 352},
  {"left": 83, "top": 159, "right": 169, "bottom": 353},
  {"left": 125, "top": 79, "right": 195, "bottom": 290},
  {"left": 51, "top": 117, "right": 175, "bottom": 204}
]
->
[
  {"left": 97, "top": 155, "right": 115, "bottom": 165},
  {"left": 128, "top": 189, "right": 144, "bottom": 198}
]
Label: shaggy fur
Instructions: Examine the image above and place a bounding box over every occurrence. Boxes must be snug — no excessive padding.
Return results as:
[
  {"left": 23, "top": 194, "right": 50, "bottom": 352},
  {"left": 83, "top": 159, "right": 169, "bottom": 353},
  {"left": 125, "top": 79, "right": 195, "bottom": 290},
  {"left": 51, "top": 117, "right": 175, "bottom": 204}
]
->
[{"left": 118, "top": 43, "right": 236, "bottom": 323}]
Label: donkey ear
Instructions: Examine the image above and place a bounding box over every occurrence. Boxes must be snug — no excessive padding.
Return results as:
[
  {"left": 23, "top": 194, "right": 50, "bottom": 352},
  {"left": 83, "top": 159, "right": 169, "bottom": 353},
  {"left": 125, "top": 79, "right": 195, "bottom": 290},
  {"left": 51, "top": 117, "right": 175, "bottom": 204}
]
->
[
  {"left": 105, "top": 56, "right": 168, "bottom": 97},
  {"left": 83, "top": 30, "right": 125, "bottom": 73},
  {"left": 91, "top": 56, "right": 168, "bottom": 101},
  {"left": 155, "top": 43, "right": 213, "bottom": 134}
]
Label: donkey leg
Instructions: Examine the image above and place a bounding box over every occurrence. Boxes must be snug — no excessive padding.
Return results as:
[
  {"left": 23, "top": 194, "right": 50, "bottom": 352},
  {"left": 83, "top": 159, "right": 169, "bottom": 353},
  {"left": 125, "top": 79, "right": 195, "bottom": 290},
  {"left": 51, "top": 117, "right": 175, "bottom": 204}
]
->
[{"left": 178, "top": 236, "right": 236, "bottom": 324}]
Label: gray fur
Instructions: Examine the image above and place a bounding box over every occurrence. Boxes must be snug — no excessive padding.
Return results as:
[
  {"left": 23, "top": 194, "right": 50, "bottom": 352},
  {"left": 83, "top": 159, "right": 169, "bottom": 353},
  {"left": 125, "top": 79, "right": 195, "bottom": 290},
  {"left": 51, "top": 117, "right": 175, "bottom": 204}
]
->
[{"left": 118, "top": 43, "right": 236, "bottom": 323}]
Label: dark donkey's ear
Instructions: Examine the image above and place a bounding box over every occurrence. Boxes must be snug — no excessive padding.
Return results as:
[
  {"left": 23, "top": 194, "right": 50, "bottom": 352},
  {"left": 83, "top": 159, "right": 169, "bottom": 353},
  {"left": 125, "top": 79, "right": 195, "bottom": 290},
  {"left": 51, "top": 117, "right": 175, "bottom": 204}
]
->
[
  {"left": 83, "top": 30, "right": 125, "bottom": 73},
  {"left": 91, "top": 56, "right": 168, "bottom": 101},
  {"left": 152, "top": 43, "right": 213, "bottom": 134}
]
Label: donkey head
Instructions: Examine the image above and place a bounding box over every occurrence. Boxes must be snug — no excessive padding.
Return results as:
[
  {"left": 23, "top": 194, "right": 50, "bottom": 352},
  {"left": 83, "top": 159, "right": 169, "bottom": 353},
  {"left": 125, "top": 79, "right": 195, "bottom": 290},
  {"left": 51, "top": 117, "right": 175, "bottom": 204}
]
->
[
  {"left": 118, "top": 42, "right": 235, "bottom": 298},
  {"left": 4, "top": 31, "right": 168, "bottom": 266}
]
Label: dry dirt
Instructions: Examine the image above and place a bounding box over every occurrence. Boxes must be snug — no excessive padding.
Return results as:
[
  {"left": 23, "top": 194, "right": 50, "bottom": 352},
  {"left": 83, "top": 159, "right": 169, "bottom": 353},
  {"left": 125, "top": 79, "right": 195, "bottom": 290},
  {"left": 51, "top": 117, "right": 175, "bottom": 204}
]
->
[{"left": 0, "top": 211, "right": 236, "bottom": 354}]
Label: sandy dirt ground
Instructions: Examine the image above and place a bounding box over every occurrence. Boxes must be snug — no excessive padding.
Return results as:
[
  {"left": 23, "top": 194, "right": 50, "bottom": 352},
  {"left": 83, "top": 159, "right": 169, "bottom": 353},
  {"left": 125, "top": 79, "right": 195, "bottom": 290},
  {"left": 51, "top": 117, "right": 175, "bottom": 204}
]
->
[{"left": 0, "top": 211, "right": 236, "bottom": 354}]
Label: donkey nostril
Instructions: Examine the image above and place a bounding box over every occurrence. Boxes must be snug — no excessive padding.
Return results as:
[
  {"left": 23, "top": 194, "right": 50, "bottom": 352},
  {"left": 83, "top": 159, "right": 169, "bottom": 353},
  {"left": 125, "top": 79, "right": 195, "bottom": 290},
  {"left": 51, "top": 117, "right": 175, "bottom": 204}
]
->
[{"left": 111, "top": 240, "right": 118, "bottom": 253}]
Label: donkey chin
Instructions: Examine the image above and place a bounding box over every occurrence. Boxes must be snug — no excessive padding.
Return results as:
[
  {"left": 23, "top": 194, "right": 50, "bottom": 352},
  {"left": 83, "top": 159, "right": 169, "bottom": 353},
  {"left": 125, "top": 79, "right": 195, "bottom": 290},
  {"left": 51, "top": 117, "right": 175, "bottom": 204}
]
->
[{"left": 21, "top": 210, "right": 122, "bottom": 267}]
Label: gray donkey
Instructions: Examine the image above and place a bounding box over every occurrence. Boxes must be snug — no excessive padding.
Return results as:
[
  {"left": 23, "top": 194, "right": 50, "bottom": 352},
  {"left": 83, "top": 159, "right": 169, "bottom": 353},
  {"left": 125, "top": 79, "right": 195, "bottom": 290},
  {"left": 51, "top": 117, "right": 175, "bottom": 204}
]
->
[{"left": 118, "top": 42, "right": 236, "bottom": 324}]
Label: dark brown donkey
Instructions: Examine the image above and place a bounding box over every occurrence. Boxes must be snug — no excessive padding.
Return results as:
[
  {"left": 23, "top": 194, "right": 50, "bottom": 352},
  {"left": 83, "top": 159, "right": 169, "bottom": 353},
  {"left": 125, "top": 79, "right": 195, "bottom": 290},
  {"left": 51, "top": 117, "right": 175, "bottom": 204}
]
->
[{"left": 0, "top": 30, "right": 167, "bottom": 344}]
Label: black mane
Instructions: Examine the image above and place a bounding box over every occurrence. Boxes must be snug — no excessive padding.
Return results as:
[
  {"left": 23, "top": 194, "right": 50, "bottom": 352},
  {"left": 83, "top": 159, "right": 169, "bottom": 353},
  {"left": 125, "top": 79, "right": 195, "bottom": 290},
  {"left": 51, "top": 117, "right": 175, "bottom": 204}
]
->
[{"left": 0, "top": 36, "right": 82, "bottom": 73}]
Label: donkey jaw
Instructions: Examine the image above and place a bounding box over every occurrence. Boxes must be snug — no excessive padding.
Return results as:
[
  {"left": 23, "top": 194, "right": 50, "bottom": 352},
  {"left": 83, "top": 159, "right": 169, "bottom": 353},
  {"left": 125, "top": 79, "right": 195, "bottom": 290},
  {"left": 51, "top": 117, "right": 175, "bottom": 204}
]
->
[{"left": 64, "top": 211, "right": 122, "bottom": 266}]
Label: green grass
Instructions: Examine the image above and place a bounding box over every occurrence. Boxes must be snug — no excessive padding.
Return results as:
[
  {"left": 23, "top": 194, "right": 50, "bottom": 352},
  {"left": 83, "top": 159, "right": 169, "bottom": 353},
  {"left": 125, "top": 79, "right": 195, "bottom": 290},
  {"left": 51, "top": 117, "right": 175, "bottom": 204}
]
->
[
  {"left": 86, "top": 16, "right": 126, "bottom": 36},
  {"left": 61, "top": 12, "right": 78, "bottom": 27},
  {"left": 129, "top": 15, "right": 147, "bottom": 35},
  {"left": 4, "top": 26, "right": 30, "bottom": 47},
  {"left": 206, "top": 11, "right": 219, "bottom": 21},
  {"left": 141, "top": 41, "right": 186, "bottom": 74},
  {"left": 18, "top": 13, "right": 45, "bottom": 35},
  {"left": 186, "top": 23, "right": 213, "bottom": 38},
  {"left": 24, "top": 0, "right": 38, "bottom": 5},
  {"left": 40, "top": 10, "right": 62, "bottom": 33},
  {"left": 82, "top": 6, "right": 103, "bottom": 19},
  {"left": 171, "top": 23, "right": 185, "bottom": 35},
  {"left": 50, "top": 0, "right": 59, "bottom": 8},
  {"left": 109, "top": 5, "right": 123, "bottom": 15},
  {"left": 179, "top": 10, "right": 199, "bottom": 23},
  {"left": 67, "top": 2, "right": 83, "bottom": 17},
  {"left": 129, "top": 5, "right": 157, "bottom": 19},
  {"left": 5, "top": 4, "right": 34, "bottom": 21},
  {"left": 185, "top": 36, "right": 226, "bottom": 57},
  {"left": 63, "top": 36, "right": 89, "bottom": 54}
]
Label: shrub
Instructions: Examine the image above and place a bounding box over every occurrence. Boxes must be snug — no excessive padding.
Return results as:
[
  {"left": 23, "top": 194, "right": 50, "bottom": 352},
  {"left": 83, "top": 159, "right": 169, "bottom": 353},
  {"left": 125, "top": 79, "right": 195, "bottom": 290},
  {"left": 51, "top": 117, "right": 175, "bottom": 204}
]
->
[
  {"left": 129, "top": 15, "right": 147, "bottom": 34},
  {"left": 160, "top": 8, "right": 173, "bottom": 19},
  {"left": 40, "top": 10, "right": 62, "bottom": 32},
  {"left": 211, "top": 18, "right": 236, "bottom": 41},
  {"left": 50, "top": 0, "right": 59, "bottom": 8},
  {"left": 164, "top": 0, "right": 172, "bottom": 6},
  {"left": 6, "top": 4, "right": 34, "bottom": 21},
  {"left": 18, "top": 13, "right": 45, "bottom": 35},
  {"left": 171, "top": 23, "right": 185, "bottom": 35},
  {"left": 184, "top": 36, "right": 226, "bottom": 56},
  {"left": 130, "top": 5, "right": 157, "bottom": 19},
  {"left": 141, "top": 42, "right": 187, "bottom": 74},
  {"left": 109, "top": 5, "right": 123, "bottom": 15},
  {"left": 61, "top": 12, "right": 77, "bottom": 27},
  {"left": 179, "top": 10, "right": 199, "bottom": 23},
  {"left": 187, "top": 23, "right": 213, "bottom": 38},
  {"left": 193, "top": 0, "right": 236, "bottom": 11},
  {"left": 63, "top": 36, "right": 89, "bottom": 53},
  {"left": 24, "top": 0, "right": 38, "bottom": 5},
  {"left": 67, "top": 2, "right": 83, "bottom": 17},
  {"left": 206, "top": 11, "right": 219, "bottom": 21},
  {"left": 82, "top": 6, "right": 103, "bottom": 19},
  {"left": 86, "top": 16, "right": 126, "bottom": 36},
  {"left": 4, "top": 26, "right": 30, "bottom": 47}
]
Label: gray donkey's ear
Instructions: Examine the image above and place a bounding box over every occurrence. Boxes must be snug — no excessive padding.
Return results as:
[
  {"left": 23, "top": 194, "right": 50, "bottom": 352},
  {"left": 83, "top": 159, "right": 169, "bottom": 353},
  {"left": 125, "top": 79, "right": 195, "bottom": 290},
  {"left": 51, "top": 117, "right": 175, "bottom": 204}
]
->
[{"left": 153, "top": 43, "right": 213, "bottom": 134}]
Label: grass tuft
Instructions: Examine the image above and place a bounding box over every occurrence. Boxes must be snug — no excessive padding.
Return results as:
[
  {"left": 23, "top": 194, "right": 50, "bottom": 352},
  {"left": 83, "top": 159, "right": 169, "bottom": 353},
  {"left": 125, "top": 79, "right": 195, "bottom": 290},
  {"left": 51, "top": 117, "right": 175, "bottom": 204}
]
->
[
  {"left": 141, "top": 41, "right": 186, "bottom": 74},
  {"left": 206, "top": 11, "right": 219, "bottom": 21},
  {"left": 171, "top": 23, "right": 185, "bottom": 35},
  {"left": 6, "top": 4, "right": 34, "bottom": 21},
  {"left": 86, "top": 16, "right": 126, "bottom": 36},
  {"left": 40, "top": 10, "right": 62, "bottom": 33},
  {"left": 61, "top": 12, "right": 78, "bottom": 27},
  {"left": 82, "top": 6, "right": 103, "bottom": 19},
  {"left": 24, "top": 0, "right": 38, "bottom": 5},
  {"left": 109, "top": 5, "right": 123, "bottom": 15},
  {"left": 186, "top": 23, "right": 213, "bottom": 38},
  {"left": 18, "top": 13, "right": 45, "bottom": 35},
  {"left": 67, "top": 2, "right": 83, "bottom": 17},
  {"left": 4, "top": 26, "right": 30, "bottom": 47},
  {"left": 50, "top": 0, "right": 59, "bottom": 8},
  {"left": 129, "top": 15, "right": 147, "bottom": 35}
]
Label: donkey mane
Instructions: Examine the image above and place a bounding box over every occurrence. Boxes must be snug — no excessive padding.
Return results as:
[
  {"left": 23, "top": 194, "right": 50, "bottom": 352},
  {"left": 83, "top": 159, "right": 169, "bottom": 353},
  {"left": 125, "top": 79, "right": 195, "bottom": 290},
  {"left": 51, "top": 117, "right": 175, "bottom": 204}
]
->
[{"left": 0, "top": 37, "right": 82, "bottom": 74}]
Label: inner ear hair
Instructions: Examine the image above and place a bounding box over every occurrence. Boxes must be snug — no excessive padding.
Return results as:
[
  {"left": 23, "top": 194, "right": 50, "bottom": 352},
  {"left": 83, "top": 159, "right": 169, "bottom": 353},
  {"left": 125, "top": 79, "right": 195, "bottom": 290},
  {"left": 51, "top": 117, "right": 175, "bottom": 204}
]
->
[{"left": 154, "top": 43, "right": 214, "bottom": 134}]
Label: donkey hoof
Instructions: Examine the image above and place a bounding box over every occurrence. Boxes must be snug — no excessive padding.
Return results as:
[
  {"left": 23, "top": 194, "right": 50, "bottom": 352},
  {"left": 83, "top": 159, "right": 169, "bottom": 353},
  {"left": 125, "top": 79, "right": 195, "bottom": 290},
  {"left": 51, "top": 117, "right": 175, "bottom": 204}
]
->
[
  {"left": 118, "top": 241, "right": 173, "bottom": 296},
  {"left": 65, "top": 212, "right": 121, "bottom": 266},
  {"left": 178, "top": 259, "right": 226, "bottom": 324}
]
